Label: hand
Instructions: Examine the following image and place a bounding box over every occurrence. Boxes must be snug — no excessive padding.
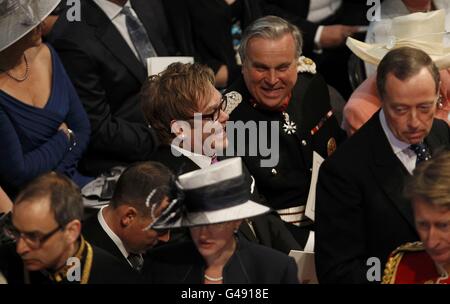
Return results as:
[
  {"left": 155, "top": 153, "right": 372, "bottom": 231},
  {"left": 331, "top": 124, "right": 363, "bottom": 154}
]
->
[
  {"left": 319, "top": 25, "right": 360, "bottom": 49},
  {"left": 58, "top": 122, "right": 70, "bottom": 139}
]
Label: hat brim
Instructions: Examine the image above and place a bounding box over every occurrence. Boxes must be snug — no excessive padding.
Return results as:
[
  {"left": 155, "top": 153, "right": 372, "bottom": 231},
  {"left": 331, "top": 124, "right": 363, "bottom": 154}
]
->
[
  {"left": 346, "top": 36, "right": 450, "bottom": 70},
  {"left": 0, "top": 0, "right": 61, "bottom": 52},
  {"left": 152, "top": 200, "right": 271, "bottom": 229}
]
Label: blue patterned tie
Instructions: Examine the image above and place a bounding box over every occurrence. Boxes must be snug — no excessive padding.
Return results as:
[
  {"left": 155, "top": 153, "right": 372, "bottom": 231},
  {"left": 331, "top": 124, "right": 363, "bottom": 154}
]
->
[
  {"left": 122, "top": 6, "right": 157, "bottom": 67},
  {"left": 409, "top": 143, "right": 432, "bottom": 164}
]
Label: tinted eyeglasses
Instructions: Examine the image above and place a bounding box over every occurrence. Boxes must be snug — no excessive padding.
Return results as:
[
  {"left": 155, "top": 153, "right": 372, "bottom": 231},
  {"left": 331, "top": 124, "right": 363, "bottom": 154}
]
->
[
  {"left": 2, "top": 214, "right": 63, "bottom": 250},
  {"left": 189, "top": 95, "right": 228, "bottom": 122}
]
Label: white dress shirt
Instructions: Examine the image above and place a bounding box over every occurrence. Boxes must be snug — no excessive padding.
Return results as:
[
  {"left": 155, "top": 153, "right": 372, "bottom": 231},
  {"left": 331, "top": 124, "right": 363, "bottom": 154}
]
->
[
  {"left": 170, "top": 144, "right": 213, "bottom": 169},
  {"left": 97, "top": 206, "right": 137, "bottom": 268},
  {"left": 379, "top": 109, "right": 417, "bottom": 174},
  {"left": 308, "top": 0, "right": 342, "bottom": 51},
  {"left": 93, "top": 0, "right": 142, "bottom": 59}
]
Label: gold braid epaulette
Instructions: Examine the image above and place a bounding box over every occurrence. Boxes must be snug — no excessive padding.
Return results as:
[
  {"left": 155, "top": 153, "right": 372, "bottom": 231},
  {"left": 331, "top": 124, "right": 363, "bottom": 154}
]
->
[{"left": 382, "top": 242, "right": 424, "bottom": 284}]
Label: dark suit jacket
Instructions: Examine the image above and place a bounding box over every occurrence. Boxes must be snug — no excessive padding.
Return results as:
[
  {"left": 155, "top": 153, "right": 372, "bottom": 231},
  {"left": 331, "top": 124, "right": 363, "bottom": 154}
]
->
[
  {"left": 0, "top": 239, "right": 140, "bottom": 284},
  {"left": 49, "top": 0, "right": 177, "bottom": 175},
  {"left": 151, "top": 145, "right": 302, "bottom": 253},
  {"left": 163, "top": 0, "right": 264, "bottom": 86},
  {"left": 315, "top": 112, "right": 450, "bottom": 284},
  {"left": 144, "top": 237, "right": 299, "bottom": 284},
  {"left": 82, "top": 211, "right": 130, "bottom": 268},
  {"left": 262, "top": 0, "right": 369, "bottom": 55},
  {"left": 226, "top": 73, "right": 346, "bottom": 210}
]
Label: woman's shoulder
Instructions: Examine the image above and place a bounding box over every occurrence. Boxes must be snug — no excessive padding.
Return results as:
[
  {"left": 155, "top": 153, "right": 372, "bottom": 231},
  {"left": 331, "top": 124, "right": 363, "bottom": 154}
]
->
[{"left": 238, "top": 237, "right": 293, "bottom": 264}]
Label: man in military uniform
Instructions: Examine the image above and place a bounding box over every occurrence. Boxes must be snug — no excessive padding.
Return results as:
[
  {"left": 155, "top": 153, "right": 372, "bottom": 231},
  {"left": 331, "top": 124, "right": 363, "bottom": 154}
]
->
[
  {"left": 0, "top": 173, "right": 139, "bottom": 284},
  {"left": 383, "top": 150, "right": 450, "bottom": 284},
  {"left": 225, "top": 16, "right": 345, "bottom": 246}
]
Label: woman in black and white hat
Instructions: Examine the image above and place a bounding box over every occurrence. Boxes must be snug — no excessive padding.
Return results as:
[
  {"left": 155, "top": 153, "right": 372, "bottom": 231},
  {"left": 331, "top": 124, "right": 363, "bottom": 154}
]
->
[
  {"left": 0, "top": 0, "right": 92, "bottom": 195},
  {"left": 144, "top": 157, "right": 299, "bottom": 284}
]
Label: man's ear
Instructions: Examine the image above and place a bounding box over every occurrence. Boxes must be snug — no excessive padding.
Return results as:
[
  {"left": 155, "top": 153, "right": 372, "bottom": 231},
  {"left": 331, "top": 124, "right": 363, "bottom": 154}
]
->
[
  {"left": 65, "top": 219, "right": 81, "bottom": 244},
  {"left": 120, "top": 206, "right": 138, "bottom": 227},
  {"left": 171, "top": 120, "right": 192, "bottom": 139}
]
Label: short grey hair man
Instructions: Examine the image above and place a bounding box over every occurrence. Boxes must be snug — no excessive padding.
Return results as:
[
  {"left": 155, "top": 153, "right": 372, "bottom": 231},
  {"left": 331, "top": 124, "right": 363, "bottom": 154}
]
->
[{"left": 238, "top": 15, "right": 303, "bottom": 64}]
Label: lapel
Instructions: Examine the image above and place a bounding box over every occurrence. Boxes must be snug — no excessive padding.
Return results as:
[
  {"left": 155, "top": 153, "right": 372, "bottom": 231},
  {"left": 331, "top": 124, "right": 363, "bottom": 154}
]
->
[
  {"left": 238, "top": 221, "right": 259, "bottom": 243},
  {"left": 424, "top": 120, "right": 447, "bottom": 154},
  {"left": 153, "top": 145, "right": 201, "bottom": 174},
  {"left": 84, "top": 214, "right": 129, "bottom": 265},
  {"left": 367, "top": 112, "right": 416, "bottom": 230},
  {"left": 86, "top": 0, "right": 147, "bottom": 82},
  {"left": 131, "top": 0, "right": 170, "bottom": 56}
]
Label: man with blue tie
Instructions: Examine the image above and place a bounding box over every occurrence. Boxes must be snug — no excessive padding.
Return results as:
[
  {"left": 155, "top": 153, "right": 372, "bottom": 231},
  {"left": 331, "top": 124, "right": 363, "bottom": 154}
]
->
[
  {"left": 315, "top": 47, "right": 450, "bottom": 284},
  {"left": 49, "top": 0, "right": 179, "bottom": 176}
]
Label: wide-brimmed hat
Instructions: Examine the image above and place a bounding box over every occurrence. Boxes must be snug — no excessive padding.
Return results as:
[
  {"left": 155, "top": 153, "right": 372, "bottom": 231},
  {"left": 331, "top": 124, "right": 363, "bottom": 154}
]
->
[
  {"left": 0, "top": 0, "right": 60, "bottom": 52},
  {"left": 346, "top": 9, "right": 450, "bottom": 69},
  {"left": 151, "top": 157, "right": 271, "bottom": 229}
]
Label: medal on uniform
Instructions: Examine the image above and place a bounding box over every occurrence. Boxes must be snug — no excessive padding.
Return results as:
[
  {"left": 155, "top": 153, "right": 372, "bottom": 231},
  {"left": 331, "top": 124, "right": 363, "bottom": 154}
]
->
[
  {"left": 282, "top": 112, "right": 297, "bottom": 135},
  {"left": 327, "top": 137, "right": 337, "bottom": 156}
]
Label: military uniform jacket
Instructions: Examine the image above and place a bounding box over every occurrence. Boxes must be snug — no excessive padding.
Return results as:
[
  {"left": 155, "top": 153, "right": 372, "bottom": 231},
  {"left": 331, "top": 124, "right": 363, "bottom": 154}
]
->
[
  {"left": 226, "top": 73, "right": 345, "bottom": 210},
  {"left": 383, "top": 242, "right": 450, "bottom": 284}
]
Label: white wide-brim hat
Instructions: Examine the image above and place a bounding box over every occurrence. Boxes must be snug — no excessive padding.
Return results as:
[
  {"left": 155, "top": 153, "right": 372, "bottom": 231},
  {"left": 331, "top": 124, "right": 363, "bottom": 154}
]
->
[
  {"left": 0, "top": 0, "right": 61, "bottom": 52},
  {"left": 151, "top": 157, "right": 271, "bottom": 229},
  {"left": 346, "top": 9, "right": 450, "bottom": 69}
]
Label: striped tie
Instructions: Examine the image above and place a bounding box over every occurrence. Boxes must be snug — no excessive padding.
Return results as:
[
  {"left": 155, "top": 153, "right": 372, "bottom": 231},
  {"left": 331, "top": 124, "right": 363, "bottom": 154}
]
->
[
  {"left": 127, "top": 253, "right": 144, "bottom": 272},
  {"left": 122, "top": 6, "right": 157, "bottom": 67}
]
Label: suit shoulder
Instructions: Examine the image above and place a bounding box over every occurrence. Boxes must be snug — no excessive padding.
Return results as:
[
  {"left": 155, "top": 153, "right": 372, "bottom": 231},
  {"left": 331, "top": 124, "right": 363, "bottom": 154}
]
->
[{"left": 89, "top": 244, "right": 141, "bottom": 283}]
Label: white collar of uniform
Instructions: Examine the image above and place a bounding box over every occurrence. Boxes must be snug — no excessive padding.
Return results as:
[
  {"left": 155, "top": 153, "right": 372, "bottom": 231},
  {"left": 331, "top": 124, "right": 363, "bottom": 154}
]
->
[
  {"left": 97, "top": 205, "right": 130, "bottom": 260},
  {"left": 93, "top": 0, "right": 132, "bottom": 21},
  {"left": 170, "top": 144, "right": 212, "bottom": 169},
  {"left": 379, "top": 109, "right": 411, "bottom": 156}
]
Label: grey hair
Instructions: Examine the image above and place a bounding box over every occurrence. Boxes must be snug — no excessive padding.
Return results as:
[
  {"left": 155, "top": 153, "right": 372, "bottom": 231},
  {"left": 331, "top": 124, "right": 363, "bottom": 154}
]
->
[{"left": 239, "top": 15, "right": 303, "bottom": 63}]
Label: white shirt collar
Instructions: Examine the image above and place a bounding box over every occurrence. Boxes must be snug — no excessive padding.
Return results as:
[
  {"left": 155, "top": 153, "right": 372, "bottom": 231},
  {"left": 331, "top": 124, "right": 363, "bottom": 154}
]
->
[
  {"left": 97, "top": 206, "right": 130, "bottom": 260},
  {"left": 170, "top": 144, "right": 212, "bottom": 169},
  {"left": 93, "top": 0, "right": 131, "bottom": 20},
  {"left": 379, "top": 109, "right": 411, "bottom": 155}
]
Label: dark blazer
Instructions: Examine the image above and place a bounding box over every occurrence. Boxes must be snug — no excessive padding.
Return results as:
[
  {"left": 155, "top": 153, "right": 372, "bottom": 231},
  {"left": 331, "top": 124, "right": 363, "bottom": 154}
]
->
[
  {"left": 49, "top": 0, "right": 177, "bottom": 176},
  {"left": 144, "top": 237, "right": 299, "bottom": 284},
  {"left": 262, "top": 0, "right": 369, "bottom": 56},
  {"left": 315, "top": 112, "right": 450, "bottom": 284},
  {"left": 163, "top": 0, "right": 264, "bottom": 86},
  {"left": 82, "top": 212, "right": 130, "bottom": 268},
  {"left": 151, "top": 145, "right": 302, "bottom": 253},
  {"left": 226, "top": 73, "right": 346, "bottom": 211}
]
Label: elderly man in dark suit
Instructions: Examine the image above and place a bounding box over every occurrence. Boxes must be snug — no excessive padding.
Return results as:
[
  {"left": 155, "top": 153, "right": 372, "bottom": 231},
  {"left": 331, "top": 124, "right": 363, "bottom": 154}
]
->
[
  {"left": 48, "top": 0, "right": 178, "bottom": 176},
  {"left": 315, "top": 47, "right": 450, "bottom": 284}
]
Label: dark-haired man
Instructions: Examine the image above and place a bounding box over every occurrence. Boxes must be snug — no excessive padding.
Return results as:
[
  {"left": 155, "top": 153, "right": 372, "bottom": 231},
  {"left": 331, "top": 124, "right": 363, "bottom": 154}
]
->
[
  {"left": 82, "top": 161, "right": 172, "bottom": 272},
  {"left": 315, "top": 47, "right": 450, "bottom": 283}
]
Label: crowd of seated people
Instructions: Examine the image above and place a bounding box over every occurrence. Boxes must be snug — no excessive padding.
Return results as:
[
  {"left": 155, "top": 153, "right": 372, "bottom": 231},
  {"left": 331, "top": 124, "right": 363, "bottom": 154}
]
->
[{"left": 1, "top": 0, "right": 450, "bottom": 285}]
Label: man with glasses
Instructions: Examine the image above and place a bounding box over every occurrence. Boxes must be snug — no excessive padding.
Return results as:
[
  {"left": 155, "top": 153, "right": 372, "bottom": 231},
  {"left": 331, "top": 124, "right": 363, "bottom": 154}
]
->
[
  {"left": 82, "top": 161, "right": 173, "bottom": 273},
  {"left": 141, "top": 62, "right": 302, "bottom": 254},
  {"left": 0, "top": 172, "right": 139, "bottom": 284}
]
